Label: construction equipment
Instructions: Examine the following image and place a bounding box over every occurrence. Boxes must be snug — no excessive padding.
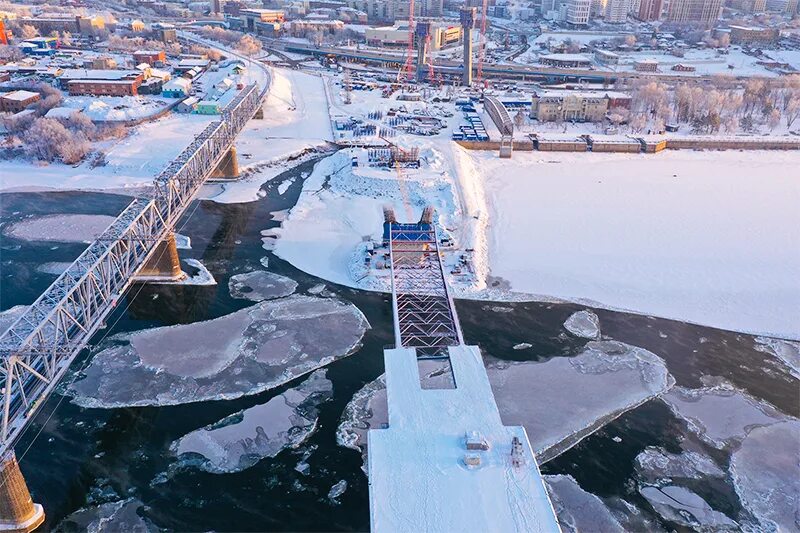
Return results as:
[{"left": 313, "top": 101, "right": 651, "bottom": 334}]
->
[
  {"left": 476, "top": 0, "right": 488, "bottom": 86},
  {"left": 401, "top": 0, "right": 417, "bottom": 83}
]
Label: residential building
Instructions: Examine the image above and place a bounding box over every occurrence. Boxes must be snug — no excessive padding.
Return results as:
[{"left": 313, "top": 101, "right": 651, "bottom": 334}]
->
[
  {"left": 68, "top": 77, "right": 142, "bottom": 96},
  {"left": 664, "top": 0, "right": 722, "bottom": 26},
  {"left": 636, "top": 0, "right": 662, "bottom": 20},
  {"left": 530, "top": 90, "right": 631, "bottom": 122},
  {"left": 0, "top": 90, "right": 40, "bottom": 113},
  {"left": 88, "top": 56, "right": 118, "bottom": 69},
  {"left": 604, "top": 0, "right": 630, "bottom": 21},
  {"left": 566, "top": 0, "right": 591, "bottom": 24}
]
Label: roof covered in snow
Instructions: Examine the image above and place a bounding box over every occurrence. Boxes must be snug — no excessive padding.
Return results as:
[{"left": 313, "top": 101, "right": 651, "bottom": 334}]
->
[
  {"left": 44, "top": 107, "right": 79, "bottom": 119},
  {"left": 0, "top": 90, "right": 39, "bottom": 101}
]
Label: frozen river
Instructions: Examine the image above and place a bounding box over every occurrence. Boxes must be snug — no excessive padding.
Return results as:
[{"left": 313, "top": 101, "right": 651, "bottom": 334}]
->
[{"left": 0, "top": 158, "right": 797, "bottom": 532}]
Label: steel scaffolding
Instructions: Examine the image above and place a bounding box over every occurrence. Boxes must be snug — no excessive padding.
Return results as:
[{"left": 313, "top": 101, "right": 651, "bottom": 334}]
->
[
  {"left": 0, "top": 83, "right": 265, "bottom": 454},
  {"left": 389, "top": 220, "right": 462, "bottom": 358}
]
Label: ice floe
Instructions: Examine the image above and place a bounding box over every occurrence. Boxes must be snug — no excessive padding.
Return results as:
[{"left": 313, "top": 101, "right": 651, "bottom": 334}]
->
[
  {"left": 339, "top": 340, "right": 673, "bottom": 466},
  {"left": 488, "top": 341, "right": 673, "bottom": 461},
  {"left": 544, "top": 475, "right": 624, "bottom": 533},
  {"left": 328, "top": 480, "right": 348, "bottom": 503},
  {"left": 172, "top": 370, "right": 332, "bottom": 473},
  {"left": 36, "top": 262, "right": 74, "bottom": 275},
  {"left": 731, "top": 420, "right": 800, "bottom": 532},
  {"left": 4, "top": 214, "right": 116, "bottom": 243},
  {"left": 54, "top": 498, "right": 157, "bottom": 533},
  {"left": 0, "top": 305, "right": 27, "bottom": 335},
  {"left": 640, "top": 485, "right": 737, "bottom": 529},
  {"left": 634, "top": 447, "right": 724, "bottom": 481},
  {"left": 228, "top": 270, "right": 297, "bottom": 301},
  {"left": 68, "top": 295, "right": 368, "bottom": 407},
  {"left": 754, "top": 336, "right": 800, "bottom": 378},
  {"left": 563, "top": 310, "right": 601, "bottom": 340},
  {"left": 661, "top": 385, "right": 786, "bottom": 449}
]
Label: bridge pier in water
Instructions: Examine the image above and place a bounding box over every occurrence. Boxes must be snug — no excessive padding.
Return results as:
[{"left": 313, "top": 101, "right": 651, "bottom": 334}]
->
[
  {"left": 0, "top": 452, "right": 44, "bottom": 533},
  {"left": 136, "top": 232, "right": 185, "bottom": 282},
  {"left": 209, "top": 147, "right": 240, "bottom": 181}
]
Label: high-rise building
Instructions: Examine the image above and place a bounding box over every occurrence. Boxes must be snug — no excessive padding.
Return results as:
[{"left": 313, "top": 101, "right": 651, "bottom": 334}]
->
[
  {"left": 785, "top": 0, "right": 799, "bottom": 14},
  {"left": 566, "top": 0, "right": 591, "bottom": 24},
  {"left": 637, "top": 0, "right": 662, "bottom": 19},
  {"left": 604, "top": 0, "right": 630, "bottom": 22},
  {"left": 665, "top": 0, "right": 722, "bottom": 25}
]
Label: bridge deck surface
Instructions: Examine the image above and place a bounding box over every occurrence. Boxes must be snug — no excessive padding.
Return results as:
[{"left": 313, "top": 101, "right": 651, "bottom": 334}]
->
[{"left": 368, "top": 345, "right": 561, "bottom": 533}]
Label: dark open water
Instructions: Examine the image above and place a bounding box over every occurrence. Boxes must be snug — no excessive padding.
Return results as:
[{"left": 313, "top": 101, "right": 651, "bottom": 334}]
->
[{"left": 0, "top": 160, "right": 796, "bottom": 532}]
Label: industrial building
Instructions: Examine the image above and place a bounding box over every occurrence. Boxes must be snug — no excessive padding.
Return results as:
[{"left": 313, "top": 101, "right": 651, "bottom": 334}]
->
[
  {"left": 540, "top": 53, "right": 593, "bottom": 68},
  {"left": 365, "top": 22, "right": 462, "bottom": 50},
  {"left": 133, "top": 50, "right": 167, "bottom": 65}
]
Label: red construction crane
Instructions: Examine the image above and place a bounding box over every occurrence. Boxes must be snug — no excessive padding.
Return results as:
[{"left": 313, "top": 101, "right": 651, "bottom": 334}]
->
[
  {"left": 476, "top": 0, "right": 488, "bottom": 86},
  {"left": 401, "top": 0, "right": 417, "bottom": 83}
]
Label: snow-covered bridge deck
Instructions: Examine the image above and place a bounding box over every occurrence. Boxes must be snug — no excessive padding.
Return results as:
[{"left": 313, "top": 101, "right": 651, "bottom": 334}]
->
[
  {"left": 368, "top": 345, "right": 561, "bottom": 532},
  {"left": 373, "top": 213, "right": 560, "bottom": 532}
]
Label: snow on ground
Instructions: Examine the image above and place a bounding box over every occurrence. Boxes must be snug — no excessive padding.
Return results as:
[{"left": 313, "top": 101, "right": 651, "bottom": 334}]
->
[
  {"left": 730, "top": 420, "right": 800, "bottom": 532},
  {"left": 563, "top": 310, "right": 600, "bottom": 339},
  {"left": 200, "top": 68, "right": 334, "bottom": 204},
  {"left": 0, "top": 113, "right": 213, "bottom": 193},
  {"left": 55, "top": 498, "right": 158, "bottom": 532},
  {"left": 754, "top": 337, "right": 800, "bottom": 379},
  {"left": 68, "top": 295, "right": 368, "bottom": 408},
  {"left": 543, "top": 474, "right": 625, "bottom": 533},
  {"left": 63, "top": 94, "right": 171, "bottom": 122},
  {"left": 470, "top": 149, "right": 800, "bottom": 340},
  {"left": 338, "top": 340, "right": 673, "bottom": 467},
  {"left": 228, "top": 270, "right": 297, "bottom": 301},
  {"left": 661, "top": 384, "right": 787, "bottom": 449},
  {"left": 3, "top": 214, "right": 117, "bottom": 243},
  {"left": 172, "top": 370, "right": 332, "bottom": 473}
]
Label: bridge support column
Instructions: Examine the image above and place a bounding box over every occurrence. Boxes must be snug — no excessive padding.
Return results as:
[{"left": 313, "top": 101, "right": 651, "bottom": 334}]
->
[
  {"left": 209, "top": 147, "right": 240, "bottom": 181},
  {"left": 254, "top": 105, "right": 264, "bottom": 119},
  {"left": 136, "top": 233, "right": 185, "bottom": 282},
  {"left": 0, "top": 452, "right": 44, "bottom": 533}
]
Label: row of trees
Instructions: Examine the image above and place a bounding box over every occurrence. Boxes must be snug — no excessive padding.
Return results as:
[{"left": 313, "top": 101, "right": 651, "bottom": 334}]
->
[{"left": 626, "top": 76, "right": 800, "bottom": 135}]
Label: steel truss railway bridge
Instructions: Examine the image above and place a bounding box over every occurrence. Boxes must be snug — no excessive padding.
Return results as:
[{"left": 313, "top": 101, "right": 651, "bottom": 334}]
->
[{"left": 0, "top": 81, "right": 266, "bottom": 530}]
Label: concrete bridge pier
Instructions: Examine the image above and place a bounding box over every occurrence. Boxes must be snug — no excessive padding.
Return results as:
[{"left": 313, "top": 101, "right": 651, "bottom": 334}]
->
[
  {"left": 209, "top": 147, "right": 240, "bottom": 181},
  {"left": 0, "top": 452, "right": 44, "bottom": 533},
  {"left": 136, "top": 233, "right": 185, "bottom": 282}
]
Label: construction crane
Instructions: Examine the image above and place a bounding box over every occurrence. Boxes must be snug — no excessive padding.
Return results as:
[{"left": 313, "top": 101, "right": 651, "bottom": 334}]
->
[
  {"left": 380, "top": 134, "right": 415, "bottom": 221},
  {"left": 401, "top": 0, "right": 417, "bottom": 83},
  {"left": 476, "top": 0, "right": 488, "bottom": 87}
]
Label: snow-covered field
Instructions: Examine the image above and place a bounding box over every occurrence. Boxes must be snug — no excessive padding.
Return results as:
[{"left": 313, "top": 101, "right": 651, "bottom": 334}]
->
[
  {"left": 471, "top": 150, "right": 800, "bottom": 339},
  {"left": 0, "top": 113, "right": 213, "bottom": 193},
  {"left": 200, "top": 68, "right": 334, "bottom": 204}
]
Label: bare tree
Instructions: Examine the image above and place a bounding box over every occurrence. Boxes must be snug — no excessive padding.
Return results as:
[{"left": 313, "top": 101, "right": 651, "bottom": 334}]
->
[
  {"left": 19, "top": 24, "right": 38, "bottom": 39},
  {"left": 0, "top": 44, "right": 24, "bottom": 62},
  {"left": 22, "top": 118, "right": 90, "bottom": 164},
  {"left": 236, "top": 34, "right": 262, "bottom": 58}
]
